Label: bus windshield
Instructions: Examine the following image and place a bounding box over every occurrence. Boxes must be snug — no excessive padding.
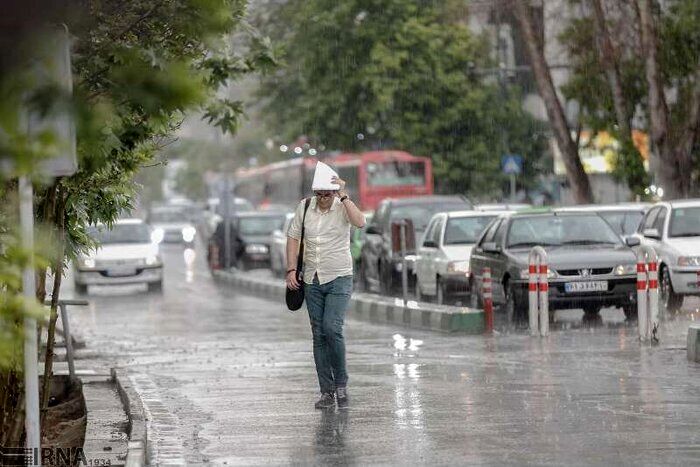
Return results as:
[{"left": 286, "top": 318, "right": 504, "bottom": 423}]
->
[{"left": 366, "top": 161, "right": 425, "bottom": 187}]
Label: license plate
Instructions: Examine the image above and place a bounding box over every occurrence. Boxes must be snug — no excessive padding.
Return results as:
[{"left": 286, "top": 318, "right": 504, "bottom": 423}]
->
[
  {"left": 564, "top": 281, "right": 607, "bottom": 293},
  {"left": 107, "top": 267, "right": 136, "bottom": 277}
]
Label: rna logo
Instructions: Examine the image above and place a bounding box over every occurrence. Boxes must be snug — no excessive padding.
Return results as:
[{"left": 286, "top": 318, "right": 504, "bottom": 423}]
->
[{"left": 0, "top": 446, "right": 94, "bottom": 466}]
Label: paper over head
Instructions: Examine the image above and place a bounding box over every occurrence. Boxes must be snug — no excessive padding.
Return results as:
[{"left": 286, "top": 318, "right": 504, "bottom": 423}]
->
[{"left": 311, "top": 161, "right": 340, "bottom": 191}]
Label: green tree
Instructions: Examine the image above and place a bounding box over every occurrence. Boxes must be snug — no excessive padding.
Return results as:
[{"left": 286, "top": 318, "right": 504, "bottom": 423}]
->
[
  {"left": 0, "top": 0, "right": 275, "bottom": 444},
  {"left": 258, "top": 0, "right": 546, "bottom": 198}
]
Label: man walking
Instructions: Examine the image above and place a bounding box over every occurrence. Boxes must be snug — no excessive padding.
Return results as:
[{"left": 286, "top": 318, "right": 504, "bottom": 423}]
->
[{"left": 286, "top": 162, "right": 365, "bottom": 409}]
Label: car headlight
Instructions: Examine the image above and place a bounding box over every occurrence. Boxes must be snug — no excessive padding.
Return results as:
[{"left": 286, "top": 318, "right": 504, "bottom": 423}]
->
[
  {"left": 678, "top": 256, "right": 700, "bottom": 267},
  {"left": 151, "top": 228, "right": 164, "bottom": 244},
  {"left": 79, "top": 257, "right": 96, "bottom": 269},
  {"left": 447, "top": 261, "right": 470, "bottom": 273},
  {"left": 245, "top": 244, "right": 268, "bottom": 254},
  {"left": 181, "top": 226, "right": 196, "bottom": 243},
  {"left": 614, "top": 264, "right": 637, "bottom": 276},
  {"left": 519, "top": 268, "right": 557, "bottom": 279},
  {"left": 146, "top": 255, "right": 161, "bottom": 266}
]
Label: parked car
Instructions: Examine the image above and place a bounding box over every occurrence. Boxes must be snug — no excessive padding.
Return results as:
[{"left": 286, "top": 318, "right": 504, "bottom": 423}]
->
[
  {"left": 359, "top": 195, "right": 472, "bottom": 293},
  {"left": 469, "top": 211, "right": 640, "bottom": 321},
  {"left": 635, "top": 199, "right": 700, "bottom": 312},
  {"left": 201, "top": 197, "right": 255, "bottom": 241},
  {"left": 475, "top": 203, "right": 532, "bottom": 212},
  {"left": 556, "top": 203, "right": 649, "bottom": 237},
  {"left": 270, "top": 212, "right": 295, "bottom": 277},
  {"left": 415, "top": 210, "right": 506, "bottom": 304},
  {"left": 212, "top": 211, "right": 287, "bottom": 270},
  {"left": 148, "top": 205, "right": 197, "bottom": 246},
  {"left": 74, "top": 218, "right": 163, "bottom": 293}
]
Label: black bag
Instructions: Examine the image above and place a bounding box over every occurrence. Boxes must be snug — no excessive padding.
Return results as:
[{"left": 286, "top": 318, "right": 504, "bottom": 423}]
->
[{"left": 286, "top": 198, "right": 312, "bottom": 311}]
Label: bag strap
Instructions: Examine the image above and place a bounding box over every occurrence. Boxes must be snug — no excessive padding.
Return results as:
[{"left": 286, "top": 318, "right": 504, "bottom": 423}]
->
[{"left": 296, "top": 198, "right": 312, "bottom": 278}]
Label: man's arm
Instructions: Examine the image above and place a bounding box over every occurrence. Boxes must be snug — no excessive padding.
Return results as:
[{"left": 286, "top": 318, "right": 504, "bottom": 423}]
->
[{"left": 332, "top": 176, "right": 365, "bottom": 228}]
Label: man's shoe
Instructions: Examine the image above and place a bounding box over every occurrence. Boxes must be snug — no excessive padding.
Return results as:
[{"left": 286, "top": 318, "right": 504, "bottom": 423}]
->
[
  {"left": 314, "top": 392, "right": 335, "bottom": 409},
  {"left": 336, "top": 386, "right": 349, "bottom": 408}
]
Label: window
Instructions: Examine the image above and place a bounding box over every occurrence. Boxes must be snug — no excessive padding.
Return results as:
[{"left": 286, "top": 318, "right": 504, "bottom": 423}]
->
[
  {"left": 493, "top": 218, "right": 508, "bottom": 245},
  {"left": 423, "top": 219, "right": 438, "bottom": 247},
  {"left": 432, "top": 218, "right": 444, "bottom": 245},
  {"left": 480, "top": 219, "right": 501, "bottom": 245},
  {"left": 506, "top": 215, "right": 620, "bottom": 248},
  {"left": 443, "top": 215, "right": 496, "bottom": 245},
  {"left": 366, "top": 161, "right": 426, "bottom": 187},
  {"left": 652, "top": 208, "right": 667, "bottom": 233},
  {"left": 599, "top": 211, "right": 645, "bottom": 236},
  {"left": 640, "top": 207, "right": 660, "bottom": 233},
  {"left": 669, "top": 207, "right": 700, "bottom": 238}
]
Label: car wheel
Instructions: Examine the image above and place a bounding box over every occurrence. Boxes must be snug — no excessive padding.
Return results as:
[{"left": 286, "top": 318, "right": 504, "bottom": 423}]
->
[
  {"left": 505, "top": 282, "right": 526, "bottom": 323},
  {"left": 436, "top": 276, "right": 446, "bottom": 305},
  {"left": 75, "top": 282, "right": 88, "bottom": 295},
  {"left": 660, "top": 266, "right": 683, "bottom": 313},
  {"left": 148, "top": 280, "right": 163, "bottom": 293},
  {"left": 623, "top": 304, "right": 637, "bottom": 320}
]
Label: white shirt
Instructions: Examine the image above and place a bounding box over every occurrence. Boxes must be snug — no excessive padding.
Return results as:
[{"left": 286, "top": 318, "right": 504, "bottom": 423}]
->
[{"left": 287, "top": 196, "right": 353, "bottom": 284}]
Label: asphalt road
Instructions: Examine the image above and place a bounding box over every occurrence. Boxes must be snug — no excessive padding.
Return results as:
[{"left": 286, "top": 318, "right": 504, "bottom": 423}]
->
[{"left": 65, "top": 243, "right": 700, "bottom": 466}]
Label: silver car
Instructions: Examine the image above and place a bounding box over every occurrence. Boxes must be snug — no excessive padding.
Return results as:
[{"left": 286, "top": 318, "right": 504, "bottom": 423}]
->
[
  {"left": 636, "top": 199, "right": 700, "bottom": 311},
  {"left": 270, "top": 213, "right": 294, "bottom": 277}
]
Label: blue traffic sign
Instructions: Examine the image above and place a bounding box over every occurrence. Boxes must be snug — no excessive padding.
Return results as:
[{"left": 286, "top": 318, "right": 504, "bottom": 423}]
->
[{"left": 501, "top": 154, "right": 523, "bottom": 175}]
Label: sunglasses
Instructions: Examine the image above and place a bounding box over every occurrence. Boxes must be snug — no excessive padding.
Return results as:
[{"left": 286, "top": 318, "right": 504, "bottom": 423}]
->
[{"left": 314, "top": 191, "right": 336, "bottom": 198}]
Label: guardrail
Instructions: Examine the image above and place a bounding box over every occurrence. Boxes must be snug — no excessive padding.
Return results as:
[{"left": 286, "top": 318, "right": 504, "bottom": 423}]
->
[
  {"left": 636, "top": 246, "right": 660, "bottom": 343},
  {"left": 528, "top": 246, "right": 549, "bottom": 337},
  {"left": 43, "top": 299, "right": 89, "bottom": 379}
]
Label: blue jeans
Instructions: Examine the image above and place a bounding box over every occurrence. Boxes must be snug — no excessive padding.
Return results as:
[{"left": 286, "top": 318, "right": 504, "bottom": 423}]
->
[{"left": 305, "top": 275, "right": 352, "bottom": 393}]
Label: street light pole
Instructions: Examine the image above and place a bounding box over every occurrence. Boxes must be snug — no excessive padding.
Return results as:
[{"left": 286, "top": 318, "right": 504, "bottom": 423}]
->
[{"left": 20, "top": 175, "right": 41, "bottom": 453}]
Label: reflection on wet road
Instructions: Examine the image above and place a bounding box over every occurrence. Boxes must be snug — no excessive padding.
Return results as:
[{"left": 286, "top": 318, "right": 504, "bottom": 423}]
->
[{"left": 66, "top": 244, "right": 700, "bottom": 465}]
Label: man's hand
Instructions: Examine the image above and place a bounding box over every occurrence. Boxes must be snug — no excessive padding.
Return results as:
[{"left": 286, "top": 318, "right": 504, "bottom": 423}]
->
[
  {"left": 286, "top": 270, "right": 300, "bottom": 290},
  {"left": 331, "top": 176, "right": 347, "bottom": 197}
]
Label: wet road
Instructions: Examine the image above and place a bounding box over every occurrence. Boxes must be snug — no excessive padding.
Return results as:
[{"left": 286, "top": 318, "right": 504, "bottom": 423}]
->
[{"left": 65, "top": 244, "right": 700, "bottom": 465}]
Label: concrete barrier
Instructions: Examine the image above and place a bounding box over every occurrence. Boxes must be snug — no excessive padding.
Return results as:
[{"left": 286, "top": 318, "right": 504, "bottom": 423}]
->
[
  {"left": 213, "top": 269, "right": 485, "bottom": 334},
  {"left": 688, "top": 324, "right": 700, "bottom": 363},
  {"left": 112, "top": 368, "right": 148, "bottom": 467}
]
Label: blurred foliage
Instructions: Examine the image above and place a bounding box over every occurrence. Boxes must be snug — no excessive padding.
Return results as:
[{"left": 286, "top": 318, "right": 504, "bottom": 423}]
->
[
  {"left": 0, "top": 0, "right": 274, "bottom": 405},
  {"left": 257, "top": 0, "right": 547, "bottom": 199},
  {"left": 561, "top": 0, "right": 700, "bottom": 195}
]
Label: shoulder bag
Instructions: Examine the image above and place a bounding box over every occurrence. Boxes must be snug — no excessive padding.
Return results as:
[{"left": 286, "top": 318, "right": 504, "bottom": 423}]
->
[{"left": 285, "top": 198, "right": 312, "bottom": 311}]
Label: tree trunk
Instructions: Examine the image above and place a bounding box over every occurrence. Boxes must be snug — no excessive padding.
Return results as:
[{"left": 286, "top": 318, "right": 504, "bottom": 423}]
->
[
  {"left": 638, "top": 0, "right": 687, "bottom": 198},
  {"left": 511, "top": 0, "right": 593, "bottom": 203}
]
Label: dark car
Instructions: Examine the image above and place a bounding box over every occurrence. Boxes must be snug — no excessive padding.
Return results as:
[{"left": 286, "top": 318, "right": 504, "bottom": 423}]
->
[
  {"left": 556, "top": 203, "right": 649, "bottom": 237},
  {"left": 212, "top": 211, "right": 286, "bottom": 270},
  {"left": 469, "top": 211, "right": 640, "bottom": 321},
  {"left": 359, "top": 195, "right": 472, "bottom": 293}
]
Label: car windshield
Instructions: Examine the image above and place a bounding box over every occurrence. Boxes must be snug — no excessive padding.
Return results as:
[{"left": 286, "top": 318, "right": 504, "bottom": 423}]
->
[
  {"left": 669, "top": 207, "right": 700, "bottom": 237},
  {"left": 150, "top": 209, "right": 186, "bottom": 223},
  {"left": 390, "top": 202, "right": 469, "bottom": 231},
  {"left": 598, "top": 211, "right": 644, "bottom": 236},
  {"left": 444, "top": 215, "right": 496, "bottom": 245},
  {"left": 238, "top": 217, "right": 284, "bottom": 236},
  {"left": 88, "top": 223, "right": 151, "bottom": 244},
  {"left": 507, "top": 215, "right": 621, "bottom": 248}
]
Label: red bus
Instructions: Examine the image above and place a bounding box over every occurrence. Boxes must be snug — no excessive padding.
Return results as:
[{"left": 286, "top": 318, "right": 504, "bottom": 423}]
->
[{"left": 233, "top": 150, "right": 433, "bottom": 211}]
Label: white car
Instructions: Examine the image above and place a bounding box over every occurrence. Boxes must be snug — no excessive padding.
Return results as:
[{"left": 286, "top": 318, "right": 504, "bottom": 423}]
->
[
  {"left": 270, "top": 212, "right": 294, "bottom": 277},
  {"left": 149, "top": 205, "right": 197, "bottom": 245},
  {"left": 415, "top": 210, "right": 507, "bottom": 304},
  {"left": 74, "top": 219, "right": 163, "bottom": 293},
  {"left": 636, "top": 199, "right": 700, "bottom": 311}
]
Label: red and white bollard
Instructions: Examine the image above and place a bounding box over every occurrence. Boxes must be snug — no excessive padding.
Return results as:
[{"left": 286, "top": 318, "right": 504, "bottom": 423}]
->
[
  {"left": 637, "top": 245, "right": 659, "bottom": 342},
  {"left": 528, "top": 246, "right": 549, "bottom": 337},
  {"left": 482, "top": 267, "right": 494, "bottom": 334}
]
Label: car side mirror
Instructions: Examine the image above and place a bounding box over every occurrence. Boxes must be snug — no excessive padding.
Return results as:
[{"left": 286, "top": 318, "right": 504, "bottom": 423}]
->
[
  {"left": 365, "top": 225, "right": 382, "bottom": 235},
  {"left": 625, "top": 236, "right": 641, "bottom": 247},
  {"left": 643, "top": 228, "right": 660, "bottom": 239},
  {"left": 423, "top": 240, "right": 437, "bottom": 248},
  {"left": 482, "top": 242, "right": 500, "bottom": 253}
]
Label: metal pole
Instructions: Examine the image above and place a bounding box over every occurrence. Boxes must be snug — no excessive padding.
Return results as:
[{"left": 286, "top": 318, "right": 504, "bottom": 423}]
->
[
  {"left": 637, "top": 256, "right": 648, "bottom": 341},
  {"left": 59, "top": 303, "right": 75, "bottom": 380},
  {"left": 510, "top": 173, "right": 516, "bottom": 201},
  {"left": 400, "top": 221, "right": 408, "bottom": 305},
  {"left": 527, "top": 252, "right": 539, "bottom": 336},
  {"left": 222, "top": 176, "right": 232, "bottom": 270},
  {"left": 20, "top": 175, "right": 41, "bottom": 453}
]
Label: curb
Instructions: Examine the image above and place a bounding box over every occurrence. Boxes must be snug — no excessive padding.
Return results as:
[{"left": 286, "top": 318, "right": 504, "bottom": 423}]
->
[
  {"left": 688, "top": 324, "right": 700, "bottom": 363},
  {"left": 213, "top": 269, "right": 485, "bottom": 334},
  {"left": 112, "top": 368, "right": 148, "bottom": 467}
]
